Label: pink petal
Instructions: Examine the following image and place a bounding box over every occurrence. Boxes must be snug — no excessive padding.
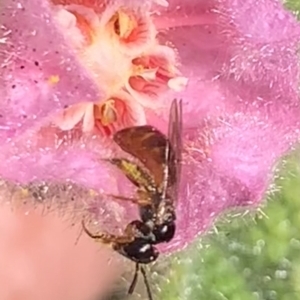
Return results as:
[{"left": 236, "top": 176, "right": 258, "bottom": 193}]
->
[
  {"left": 0, "top": 0, "right": 103, "bottom": 144},
  {"left": 81, "top": 103, "right": 96, "bottom": 132},
  {"left": 126, "top": 43, "right": 186, "bottom": 108},
  {"left": 126, "top": 76, "right": 167, "bottom": 108},
  {"left": 1, "top": 0, "right": 300, "bottom": 255},
  {"left": 114, "top": 90, "right": 147, "bottom": 126}
]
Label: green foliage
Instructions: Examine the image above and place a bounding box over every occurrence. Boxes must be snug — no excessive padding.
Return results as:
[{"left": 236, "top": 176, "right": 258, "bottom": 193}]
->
[{"left": 285, "top": 0, "right": 300, "bottom": 19}]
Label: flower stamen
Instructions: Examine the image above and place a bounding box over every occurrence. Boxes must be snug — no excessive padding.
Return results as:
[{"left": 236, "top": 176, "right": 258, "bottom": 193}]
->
[
  {"left": 95, "top": 99, "right": 118, "bottom": 127},
  {"left": 103, "top": 6, "right": 156, "bottom": 56},
  {"left": 111, "top": 10, "right": 138, "bottom": 40}
]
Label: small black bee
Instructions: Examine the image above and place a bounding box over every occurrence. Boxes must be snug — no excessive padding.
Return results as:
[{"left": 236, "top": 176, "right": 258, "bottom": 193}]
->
[{"left": 82, "top": 99, "right": 183, "bottom": 300}]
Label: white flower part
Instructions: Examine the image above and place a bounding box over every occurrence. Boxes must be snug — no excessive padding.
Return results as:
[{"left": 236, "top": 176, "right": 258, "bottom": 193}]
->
[
  {"left": 52, "top": 5, "right": 85, "bottom": 48},
  {"left": 82, "top": 103, "right": 96, "bottom": 132},
  {"left": 61, "top": 4, "right": 101, "bottom": 29},
  {"left": 168, "top": 76, "right": 189, "bottom": 92},
  {"left": 153, "top": 0, "right": 169, "bottom": 7},
  {"left": 52, "top": 103, "right": 89, "bottom": 131}
]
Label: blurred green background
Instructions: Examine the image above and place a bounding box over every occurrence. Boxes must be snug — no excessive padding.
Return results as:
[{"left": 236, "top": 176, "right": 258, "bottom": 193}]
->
[{"left": 159, "top": 2, "right": 300, "bottom": 299}]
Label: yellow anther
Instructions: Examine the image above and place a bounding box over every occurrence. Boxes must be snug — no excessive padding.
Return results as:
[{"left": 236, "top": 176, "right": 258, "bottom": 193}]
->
[{"left": 95, "top": 99, "right": 118, "bottom": 126}]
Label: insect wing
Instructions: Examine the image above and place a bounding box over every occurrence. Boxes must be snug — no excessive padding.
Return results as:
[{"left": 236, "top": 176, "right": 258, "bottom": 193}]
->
[
  {"left": 162, "top": 99, "right": 183, "bottom": 203},
  {"left": 113, "top": 125, "right": 168, "bottom": 187},
  {"left": 113, "top": 99, "right": 183, "bottom": 193}
]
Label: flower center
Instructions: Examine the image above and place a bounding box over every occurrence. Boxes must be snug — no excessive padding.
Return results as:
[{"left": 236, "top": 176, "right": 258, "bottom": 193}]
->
[{"left": 52, "top": 3, "right": 187, "bottom": 137}]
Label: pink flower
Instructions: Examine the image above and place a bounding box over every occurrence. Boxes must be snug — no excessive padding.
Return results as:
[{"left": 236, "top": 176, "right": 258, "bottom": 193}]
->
[
  {"left": 50, "top": 1, "right": 186, "bottom": 135},
  {"left": 1, "top": 0, "right": 300, "bottom": 254},
  {"left": 53, "top": 91, "right": 146, "bottom": 136},
  {"left": 127, "top": 45, "right": 188, "bottom": 108}
]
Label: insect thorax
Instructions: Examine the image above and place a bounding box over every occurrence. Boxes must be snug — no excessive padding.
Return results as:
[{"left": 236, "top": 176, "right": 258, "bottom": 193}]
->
[
  {"left": 148, "top": 196, "right": 176, "bottom": 244},
  {"left": 156, "top": 197, "right": 176, "bottom": 225},
  {"left": 140, "top": 194, "right": 175, "bottom": 226}
]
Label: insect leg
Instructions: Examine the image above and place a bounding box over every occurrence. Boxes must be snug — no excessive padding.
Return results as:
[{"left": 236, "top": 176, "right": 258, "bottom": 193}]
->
[
  {"left": 128, "top": 263, "right": 153, "bottom": 300},
  {"left": 81, "top": 220, "right": 134, "bottom": 244},
  {"left": 105, "top": 194, "right": 139, "bottom": 203},
  {"left": 141, "top": 265, "right": 153, "bottom": 300},
  {"left": 128, "top": 263, "right": 140, "bottom": 295},
  {"left": 105, "top": 193, "right": 152, "bottom": 206}
]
